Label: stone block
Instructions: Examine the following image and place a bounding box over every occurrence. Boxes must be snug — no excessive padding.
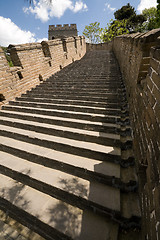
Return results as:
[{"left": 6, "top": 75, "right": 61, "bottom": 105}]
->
[
  {"left": 152, "top": 85, "right": 160, "bottom": 104},
  {"left": 151, "top": 46, "right": 160, "bottom": 61},
  {"left": 150, "top": 57, "right": 160, "bottom": 72},
  {"left": 152, "top": 71, "right": 160, "bottom": 89}
]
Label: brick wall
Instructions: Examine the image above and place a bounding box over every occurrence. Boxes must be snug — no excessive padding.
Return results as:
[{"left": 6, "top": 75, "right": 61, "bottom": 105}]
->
[
  {"left": 0, "top": 48, "right": 23, "bottom": 106},
  {"left": 113, "top": 29, "right": 160, "bottom": 239},
  {"left": 0, "top": 36, "right": 86, "bottom": 104}
]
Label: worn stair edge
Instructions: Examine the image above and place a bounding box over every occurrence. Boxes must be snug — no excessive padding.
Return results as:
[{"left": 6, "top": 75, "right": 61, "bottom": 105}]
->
[
  {"left": 0, "top": 143, "right": 137, "bottom": 192},
  {"left": 15, "top": 97, "right": 123, "bottom": 108},
  {"left": 0, "top": 174, "right": 120, "bottom": 240}
]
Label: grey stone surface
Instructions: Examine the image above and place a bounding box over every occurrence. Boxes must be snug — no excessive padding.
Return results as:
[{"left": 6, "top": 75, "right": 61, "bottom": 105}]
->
[{"left": 0, "top": 50, "right": 140, "bottom": 239}]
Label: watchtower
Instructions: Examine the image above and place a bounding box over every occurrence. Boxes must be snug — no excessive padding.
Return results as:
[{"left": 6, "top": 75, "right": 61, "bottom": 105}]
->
[{"left": 48, "top": 24, "right": 78, "bottom": 40}]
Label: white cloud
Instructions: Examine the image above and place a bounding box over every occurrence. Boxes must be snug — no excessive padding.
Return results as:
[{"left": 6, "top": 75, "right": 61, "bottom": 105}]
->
[
  {"left": 0, "top": 16, "right": 36, "bottom": 47},
  {"left": 37, "top": 37, "right": 48, "bottom": 42},
  {"left": 137, "top": 0, "right": 157, "bottom": 13},
  {"left": 72, "top": 1, "right": 88, "bottom": 13},
  {"left": 23, "top": 0, "right": 88, "bottom": 22},
  {"left": 23, "top": 0, "right": 49, "bottom": 22},
  {"left": 104, "top": 2, "right": 116, "bottom": 12},
  {"left": 49, "top": 0, "right": 74, "bottom": 18}
]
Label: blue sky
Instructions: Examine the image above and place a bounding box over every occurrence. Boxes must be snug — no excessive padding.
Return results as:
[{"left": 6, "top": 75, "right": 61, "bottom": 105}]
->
[{"left": 0, "top": 0, "right": 157, "bottom": 46}]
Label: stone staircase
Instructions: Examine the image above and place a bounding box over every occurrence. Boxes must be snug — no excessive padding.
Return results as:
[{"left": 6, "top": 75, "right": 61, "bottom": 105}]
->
[{"left": 0, "top": 50, "right": 141, "bottom": 239}]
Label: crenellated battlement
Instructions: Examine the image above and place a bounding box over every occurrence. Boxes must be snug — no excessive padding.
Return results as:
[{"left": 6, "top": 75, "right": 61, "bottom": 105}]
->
[
  {"left": 49, "top": 24, "right": 77, "bottom": 31},
  {"left": 48, "top": 24, "right": 78, "bottom": 40}
]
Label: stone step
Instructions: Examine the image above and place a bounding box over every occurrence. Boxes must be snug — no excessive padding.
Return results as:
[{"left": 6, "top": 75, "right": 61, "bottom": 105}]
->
[
  {"left": 0, "top": 124, "right": 123, "bottom": 162},
  {"left": 0, "top": 174, "right": 119, "bottom": 240},
  {"left": 22, "top": 93, "right": 127, "bottom": 103},
  {"left": 44, "top": 77, "right": 123, "bottom": 82},
  {"left": 0, "top": 151, "right": 140, "bottom": 222},
  {"left": 0, "top": 144, "right": 136, "bottom": 192},
  {"left": 39, "top": 84, "right": 124, "bottom": 90},
  {"left": 0, "top": 110, "right": 132, "bottom": 149},
  {"left": 30, "top": 87, "right": 124, "bottom": 94},
  {"left": 0, "top": 49, "right": 141, "bottom": 238},
  {"left": 0, "top": 151, "right": 120, "bottom": 213},
  {"left": 45, "top": 76, "right": 122, "bottom": 80},
  {"left": 26, "top": 89, "right": 125, "bottom": 98},
  {"left": 0, "top": 117, "right": 132, "bottom": 148},
  {"left": 0, "top": 136, "right": 121, "bottom": 181},
  {"left": 8, "top": 101, "right": 123, "bottom": 116},
  {"left": 0, "top": 116, "right": 122, "bottom": 146},
  {"left": 16, "top": 97, "right": 123, "bottom": 109},
  {"left": 12, "top": 100, "right": 111, "bottom": 110},
  {"left": 0, "top": 109, "right": 121, "bottom": 130},
  {"left": 36, "top": 83, "right": 124, "bottom": 89},
  {"left": 2, "top": 105, "right": 122, "bottom": 123},
  {"left": 0, "top": 128, "right": 134, "bottom": 168}
]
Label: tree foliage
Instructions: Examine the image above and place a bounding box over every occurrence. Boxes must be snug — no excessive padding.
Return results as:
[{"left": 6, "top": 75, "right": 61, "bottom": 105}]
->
[
  {"left": 114, "top": 3, "right": 146, "bottom": 33},
  {"left": 137, "top": 4, "right": 160, "bottom": 32},
  {"left": 114, "top": 3, "right": 135, "bottom": 20},
  {"left": 141, "top": 7, "right": 159, "bottom": 31},
  {"left": 156, "top": 0, "right": 160, "bottom": 27},
  {"left": 101, "top": 20, "right": 129, "bottom": 42},
  {"left": 1, "top": 47, "right": 13, "bottom": 67},
  {"left": 83, "top": 22, "right": 103, "bottom": 44},
  {"left": 101, "top": 3, "right": 145, "bottom": 42},
  {"left": 143, "top": 7, "right": 157, "bottom": 21},
  {"left": 82, "top": 2, "right": 160, "bottom": 44}
]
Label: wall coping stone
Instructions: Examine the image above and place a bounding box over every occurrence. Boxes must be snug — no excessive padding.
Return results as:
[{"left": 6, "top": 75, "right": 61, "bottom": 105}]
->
[{"left": 8, "top": 42, "right": 42, "bottom": 51}]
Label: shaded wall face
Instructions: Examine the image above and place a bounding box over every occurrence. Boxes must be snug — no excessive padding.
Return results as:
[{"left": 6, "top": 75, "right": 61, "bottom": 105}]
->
[
  {"left": 0, "top": 36, "right": 86, "bottom": 104},
  {"left": 48, "top": 30, "right": 78, "bottom": 40},
  {"left": 113, "top": 29, "right": 160, "bottom": 240}
]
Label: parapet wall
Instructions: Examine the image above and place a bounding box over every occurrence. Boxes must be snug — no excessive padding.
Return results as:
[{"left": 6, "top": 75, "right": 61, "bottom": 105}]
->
[
  {"left": 113, "top": 29, "right": 160, "bottom": 239},
  {"left": 86, "top": 42, "right": 113, "bottom": 51},
  {"left": 0, "top": 36, "right": 86, "bottom": 105}
]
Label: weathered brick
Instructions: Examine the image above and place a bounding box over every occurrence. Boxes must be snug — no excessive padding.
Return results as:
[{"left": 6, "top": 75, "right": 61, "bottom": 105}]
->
[
  {"left": 154, "top": 102, "right": 160, "bottom": 123},
  {"left": 152, "top": 47, "right": 160, "bottom": 61},
  {"left": 150, "top": 57, "right": 160, "bottom": 72},
  {"left": 152, "top": 85, "right": 160, "bottom": 104},
  {"left": 0, "top": 37, "right": 86, "bottom": 104},
  {"left": 113, "top": 29, "right": 160, "bottom": 240},
  {"left": 146, "top": 75, "right": 154, "bottom": 91},
  {"left": 152, "top": 71, "right": 160, "bottom": 89},
  {"left": 146, "top": 86, "right": 156, "bottom": 107}
]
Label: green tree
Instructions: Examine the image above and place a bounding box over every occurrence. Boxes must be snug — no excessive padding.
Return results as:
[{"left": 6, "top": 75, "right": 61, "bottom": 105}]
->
[
  {"left": 142, "top": 7, "right": 158, "bottom": 30},
  {"left": 156, "top": 0, "right": 160, "bottom": 27},
  {"left": 114, "top": 3, "right": 135, "bottom": 20},
  {"left": 83, "top": 22, "right": 103, "bottom": 44},
  {"left": 102, "top": 19, "right": 129, "bottom": 42},
  {"left": 114, "top": 3, "right": 146, "bottom": 32},
  {"left": 139, "top": 5, "right": 160, "bottom": 31},
  {"left": 143, "top": 7, "right": 157, "bottom": 21}
]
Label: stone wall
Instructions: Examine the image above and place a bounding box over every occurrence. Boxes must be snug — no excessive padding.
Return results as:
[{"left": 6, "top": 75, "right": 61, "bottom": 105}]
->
[
  {"left": 48, "top": 24, "right": 78, "bottom": 40},
  {"left": 86, "top": 42, "right": 113, "bottom": 51},
  {"left": 0, "top": 36, "right": 86, "bottom": 105},
  {"left": 113, "top": 29, "right": 160, "bottom": 239}
]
